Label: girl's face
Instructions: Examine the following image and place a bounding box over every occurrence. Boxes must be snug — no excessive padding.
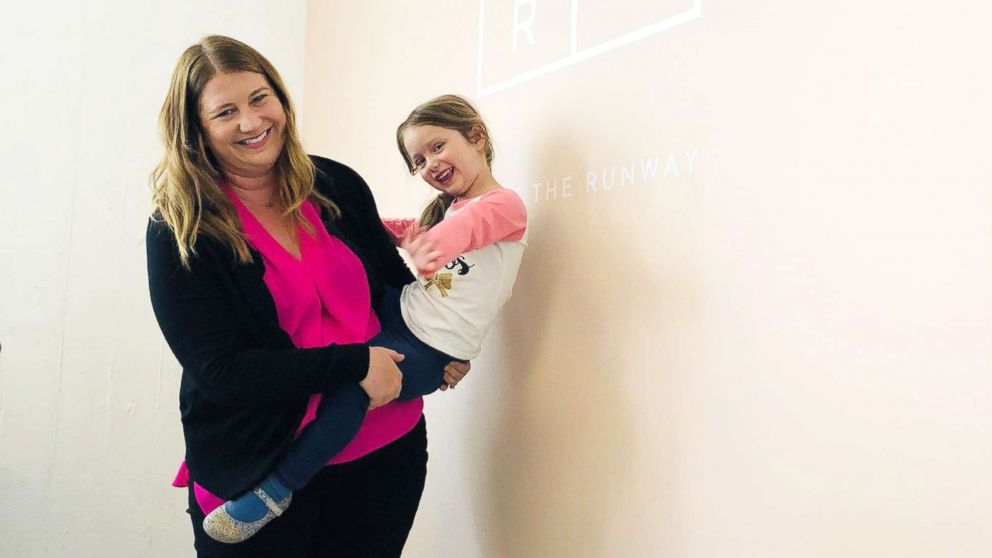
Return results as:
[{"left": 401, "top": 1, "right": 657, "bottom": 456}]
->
[
  {"left": 199, "top": 71, "right": 286, "bottom": 180},
  {"left": 402, "top": 124, "right": 490, "bottom": 199}
]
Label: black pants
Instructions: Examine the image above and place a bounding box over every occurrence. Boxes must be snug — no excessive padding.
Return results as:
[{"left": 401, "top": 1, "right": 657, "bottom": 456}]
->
[{"left": 187, "top": 416, "right": 429, "bottom": 557}]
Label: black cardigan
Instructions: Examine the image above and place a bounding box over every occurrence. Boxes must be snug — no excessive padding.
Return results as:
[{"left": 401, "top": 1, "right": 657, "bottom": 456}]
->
[{"left": 146, "top": 156, "right": 414, "bottom": 498}]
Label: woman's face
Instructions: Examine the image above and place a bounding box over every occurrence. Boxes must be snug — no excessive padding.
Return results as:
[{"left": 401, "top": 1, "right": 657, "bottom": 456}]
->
[{"left": 198, "top": 71, "right": 286, "bottom": 179}]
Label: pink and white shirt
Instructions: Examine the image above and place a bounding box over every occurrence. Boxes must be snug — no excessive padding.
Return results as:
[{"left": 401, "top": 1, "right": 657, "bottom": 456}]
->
[{"left": 383, "top": 188, "right": 528, "bottom": 360}]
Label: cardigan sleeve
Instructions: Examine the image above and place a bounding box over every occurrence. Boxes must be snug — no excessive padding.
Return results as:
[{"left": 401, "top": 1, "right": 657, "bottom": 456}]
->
[
  {"left": 146, "top": 218, "right": 370, "bottom": 409},
  {"left": 314, "top": 157, "right": 415, "bottom": 291},
  {"left": 349, "top": 167, "right": 416, "bottom": 290}
]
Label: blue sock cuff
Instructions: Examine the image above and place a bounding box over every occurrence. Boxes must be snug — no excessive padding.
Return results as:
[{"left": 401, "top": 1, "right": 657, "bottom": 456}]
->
[{"left": 259, "top": 475, "right": 290, "bottom": 503}]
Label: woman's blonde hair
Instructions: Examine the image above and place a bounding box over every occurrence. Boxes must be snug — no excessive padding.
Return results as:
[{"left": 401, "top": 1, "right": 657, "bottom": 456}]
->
[
  {"left": 396, "top": 95, "right": 494, "bottom": 229},
  {"left": 150, "top": 35, "right": 337, "bottom": 267}
]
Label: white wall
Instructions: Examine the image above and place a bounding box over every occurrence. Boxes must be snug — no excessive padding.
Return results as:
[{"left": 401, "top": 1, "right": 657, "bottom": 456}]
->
[
  {"left": 303, "top": 1, "right": 992, "bottom": 557},
  {"left": 3, "top": 1, "right": 991, "bottom": 557},
  {"left": 0, "top": 2, "right": 307, "bottom": 556}
]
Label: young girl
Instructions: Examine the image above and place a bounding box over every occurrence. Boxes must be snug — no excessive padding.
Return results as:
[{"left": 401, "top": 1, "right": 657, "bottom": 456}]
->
[{"left": 203, "top": 95, "right": 528, "bottom": 543}]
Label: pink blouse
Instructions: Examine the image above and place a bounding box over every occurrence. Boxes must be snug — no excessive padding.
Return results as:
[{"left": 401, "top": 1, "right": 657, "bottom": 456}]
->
[{"left": 174, "top": 187, "right": 423, "bottom": 514}]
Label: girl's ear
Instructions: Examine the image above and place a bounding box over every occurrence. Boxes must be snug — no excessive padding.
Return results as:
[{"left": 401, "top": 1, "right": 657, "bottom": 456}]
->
[{"left": 468, "top": 124, "right": 487, "bottom": 151}]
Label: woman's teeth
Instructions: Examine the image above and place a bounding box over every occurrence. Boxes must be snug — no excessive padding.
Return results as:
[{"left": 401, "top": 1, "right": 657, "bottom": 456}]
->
[{"left": 239, "top": 128, "right": 269, "bottom": 145}]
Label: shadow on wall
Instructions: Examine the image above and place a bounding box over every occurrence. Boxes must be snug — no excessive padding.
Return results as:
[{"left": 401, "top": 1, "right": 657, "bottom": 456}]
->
[{"left": 469, "top": 126, "right": 681, "bottom": 557}]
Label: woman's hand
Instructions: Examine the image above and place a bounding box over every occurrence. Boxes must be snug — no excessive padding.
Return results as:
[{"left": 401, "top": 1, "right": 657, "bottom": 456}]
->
[
  {"left": 439, "top": 360, "right": 471, "bottom": 391},
  {"left": 361, "top": 347, "right": 404, "bottom": 409}
]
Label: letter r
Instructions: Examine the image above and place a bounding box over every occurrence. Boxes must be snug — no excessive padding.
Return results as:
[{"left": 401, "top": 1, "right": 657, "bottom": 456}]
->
[{"left": 513, "top": 0, "right": 537, "bottom": 52}]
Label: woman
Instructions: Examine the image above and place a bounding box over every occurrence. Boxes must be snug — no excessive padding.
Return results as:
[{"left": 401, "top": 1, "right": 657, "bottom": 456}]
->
[{"left": 146, "top": 35, "right": 468, "bottom": 557}]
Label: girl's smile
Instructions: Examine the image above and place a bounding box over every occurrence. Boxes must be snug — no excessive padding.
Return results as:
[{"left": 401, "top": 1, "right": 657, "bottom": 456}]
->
[{"left": 433, "top": 167, "right": 454, "bottom": 186}]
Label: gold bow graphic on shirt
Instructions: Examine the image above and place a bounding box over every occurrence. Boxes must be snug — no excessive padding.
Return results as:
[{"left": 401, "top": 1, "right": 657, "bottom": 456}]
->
[{"left": 423, "top": 272, "right": 453, "bottom": 298}]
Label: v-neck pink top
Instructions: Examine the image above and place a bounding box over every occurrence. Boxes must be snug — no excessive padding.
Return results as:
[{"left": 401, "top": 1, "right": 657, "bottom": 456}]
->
[{"left": 174, "top": 187, "right": 423, "bottom": 513}]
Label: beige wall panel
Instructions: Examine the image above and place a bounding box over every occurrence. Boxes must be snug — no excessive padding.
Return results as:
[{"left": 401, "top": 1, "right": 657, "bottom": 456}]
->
[{"left": 304, "top": 1, "right": 992, "bottom": 556}]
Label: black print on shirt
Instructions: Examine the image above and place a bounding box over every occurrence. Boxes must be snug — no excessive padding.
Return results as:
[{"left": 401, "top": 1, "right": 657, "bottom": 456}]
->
[{"left": 446, "top": 256, "right": 475, "bottom": 276}]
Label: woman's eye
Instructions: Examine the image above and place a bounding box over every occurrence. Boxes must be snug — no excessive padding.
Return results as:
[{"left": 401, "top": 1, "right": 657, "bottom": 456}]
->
[
  {"left": 217, "top": 108, "right": 235, "bottom": 118},
  {"left": 251, "top": 94, "right": 268, "bottom": 104}
]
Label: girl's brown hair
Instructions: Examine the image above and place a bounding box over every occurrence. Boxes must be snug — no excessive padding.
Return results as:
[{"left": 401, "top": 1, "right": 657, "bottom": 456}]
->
[{"left": 396, "top": 95, "right": 494, "bottom": 229}]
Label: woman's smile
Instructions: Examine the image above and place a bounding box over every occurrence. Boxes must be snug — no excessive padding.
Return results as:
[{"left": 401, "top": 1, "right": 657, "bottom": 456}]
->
[{"left": 237, "top": 127, "right": 272, "bottom": 149}]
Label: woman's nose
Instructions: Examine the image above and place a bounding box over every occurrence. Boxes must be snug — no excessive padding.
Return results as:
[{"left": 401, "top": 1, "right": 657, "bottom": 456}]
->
[{"left": 239, "top": 109, "right": 262, "bottom": 132}]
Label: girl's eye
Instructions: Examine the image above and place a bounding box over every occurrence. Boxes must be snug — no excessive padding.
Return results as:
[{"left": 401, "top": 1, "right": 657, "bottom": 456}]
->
[
  {"left": 432, "top": 142, "right": 444, "bottom": 153},
  {"left": 216, "top": 108, "right": 235, "bottom": 118},
  {"left": 413, "top": 158, "right": 425, "bottom": 168}
]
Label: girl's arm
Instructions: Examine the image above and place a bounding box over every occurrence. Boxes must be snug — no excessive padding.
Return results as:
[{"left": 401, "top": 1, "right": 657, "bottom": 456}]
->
[
  {"left": 405, "top": 188, "right": 527, "bottom": 275},
  {"left": 381, "top": 218, "right": 418, "bottom": 245}
]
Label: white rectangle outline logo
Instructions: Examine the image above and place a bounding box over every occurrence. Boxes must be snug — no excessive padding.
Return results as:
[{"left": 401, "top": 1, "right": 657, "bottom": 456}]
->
[{"left": 476, "top": 0, "right": 702, "bottom": 97}]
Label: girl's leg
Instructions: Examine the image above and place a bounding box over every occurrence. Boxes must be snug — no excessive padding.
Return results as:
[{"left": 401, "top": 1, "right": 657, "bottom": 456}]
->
[
  {"left": 203, "top": 287, "right": 447, "bottom": 544},
  {"left": 272, "top": 384, "right": 369, "bottom": 490},
  {"left": 187, "top": 474, "right": 320, "bottom": 556},
  {"left": 272, "top": 284, "right": 447, "bottom": 490},
  {"left": 370, "top": 324, "right": 449, "bottom": 400},
  {"left": 202, "top": 383, "right": 369, "bottom": 544},
  {"left": 371, "top": 285, "right": 454, "bottom": 399}
]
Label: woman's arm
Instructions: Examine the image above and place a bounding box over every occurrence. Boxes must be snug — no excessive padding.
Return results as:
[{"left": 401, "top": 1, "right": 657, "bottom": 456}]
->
[{"left": 146, "top": 218, "right": 370, "bottom": 408}]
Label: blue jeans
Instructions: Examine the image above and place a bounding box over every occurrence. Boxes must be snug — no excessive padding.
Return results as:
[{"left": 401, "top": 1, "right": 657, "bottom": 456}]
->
[{"left": 272, "top": 286, "right": 457, "bottom": 490}]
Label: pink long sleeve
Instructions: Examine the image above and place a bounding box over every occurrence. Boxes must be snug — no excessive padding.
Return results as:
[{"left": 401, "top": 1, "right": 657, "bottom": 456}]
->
[
  {"left": 416, "top": 188, "right": 527, "bottom": 275},
  {"left": 381, "top": 218, "right": 417, "bottom": 244}
]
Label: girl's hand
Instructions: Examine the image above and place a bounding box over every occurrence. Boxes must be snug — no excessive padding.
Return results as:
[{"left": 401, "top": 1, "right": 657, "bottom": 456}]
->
[
  {"left": 399, "top": 224, "right": 443, "bottom": 275},
  {"left": 398, "top": 222, "right": 425, "bottom": 252},
  {"left": 361, "top": 347, "right": 404, "bottom": 408},
  {"left": 404, "top": 234, "right": 444, "bottom": 276},
  {"left": 439, "top": 360, "right": 471, "bottom": 391}
]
